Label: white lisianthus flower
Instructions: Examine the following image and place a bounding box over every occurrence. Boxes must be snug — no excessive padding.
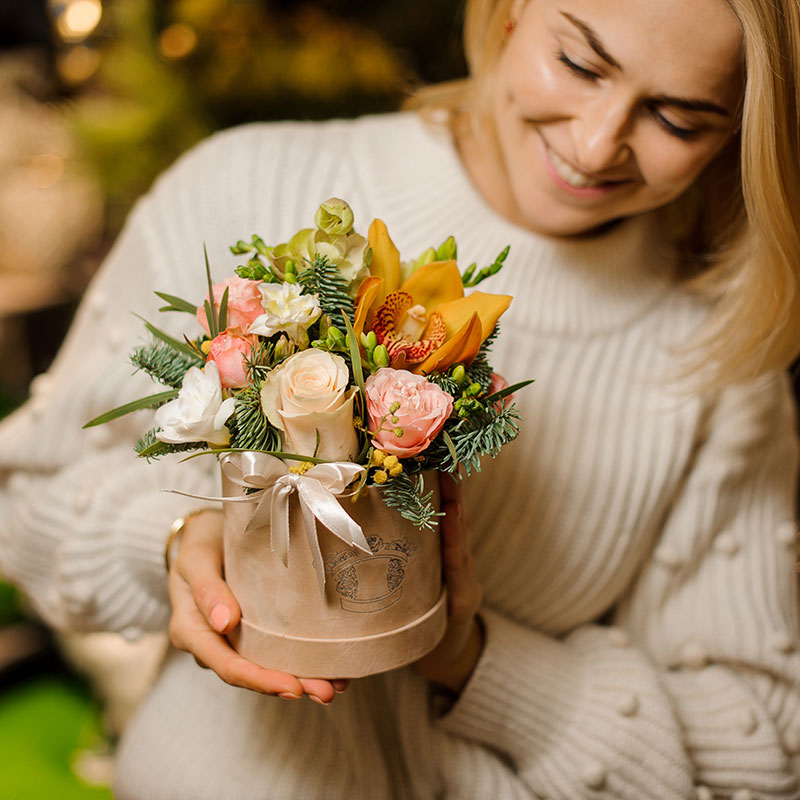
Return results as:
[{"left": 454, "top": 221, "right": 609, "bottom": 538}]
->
[
  {"left": 154, "top": 362, "right": 236, "bottom": 447},
  {"left": 248, "top": 283, "right": 322, "bottom": 347}
]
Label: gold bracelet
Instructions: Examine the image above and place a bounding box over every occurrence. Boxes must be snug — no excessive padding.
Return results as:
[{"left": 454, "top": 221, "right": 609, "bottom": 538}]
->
[{"left": 164, "top": 509, "right": 208, "bottom": 572}]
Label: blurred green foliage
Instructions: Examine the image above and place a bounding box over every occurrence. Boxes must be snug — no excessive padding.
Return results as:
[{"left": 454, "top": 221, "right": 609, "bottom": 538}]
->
[
  {"left": 0, "top": 677, "right": 112, "bottom": 799},
  {"left": 67, "top": 0, "right": 466, "bottom": 232}
]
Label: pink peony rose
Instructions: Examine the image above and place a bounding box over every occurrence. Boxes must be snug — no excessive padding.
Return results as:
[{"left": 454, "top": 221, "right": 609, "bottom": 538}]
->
[
  {"left": 365, "top": 368, "right": 453, "bottom": 458},
  {"left": 206, "top": 332, "right": 253, "bottom": 388},
  {"left": 196, "top": 276, "right": 263, "bottom": 336}
]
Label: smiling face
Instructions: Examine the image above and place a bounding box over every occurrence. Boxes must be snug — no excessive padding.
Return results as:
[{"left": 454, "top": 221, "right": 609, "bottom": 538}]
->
[{"left": 482, "top": 0, "right": 743, "bottom": 236}]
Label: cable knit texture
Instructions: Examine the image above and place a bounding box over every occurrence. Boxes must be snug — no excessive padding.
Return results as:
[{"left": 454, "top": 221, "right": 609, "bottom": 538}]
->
[{"left": 1, "top": 113, "right": 798, "bottom": 799}]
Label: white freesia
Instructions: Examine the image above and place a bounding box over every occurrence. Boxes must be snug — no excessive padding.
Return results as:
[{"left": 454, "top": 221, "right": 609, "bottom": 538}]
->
[
  {"left": 248, "top": 283, "right": 322, "bottom": 347},
  {"left": 154, "top": 362, "right": 236, "bottom": 447},
  {"left": 260, "top": 349, "right": 358, "bottom": 461}
]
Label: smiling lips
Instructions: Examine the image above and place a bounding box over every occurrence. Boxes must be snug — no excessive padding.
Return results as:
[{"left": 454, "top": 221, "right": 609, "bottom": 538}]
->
[{"left": 544, "top": 142, "right": 631, "bottom": 192}]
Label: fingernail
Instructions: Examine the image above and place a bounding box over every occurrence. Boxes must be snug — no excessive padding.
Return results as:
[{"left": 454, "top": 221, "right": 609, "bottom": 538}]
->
[
  {"left": 209, "top": 604, "right": 230, "bottom": 632},
  {"left": 279, "top": 692, "right": 302, "bottom": 700},
  {"left": 309, "top": 695, "right": 331, "bottom": 706}
]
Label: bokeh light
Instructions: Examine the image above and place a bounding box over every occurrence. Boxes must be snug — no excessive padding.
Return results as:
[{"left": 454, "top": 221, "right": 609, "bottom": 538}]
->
[{"left": 55, "top": 0, "right": 103, "bottom": 44}]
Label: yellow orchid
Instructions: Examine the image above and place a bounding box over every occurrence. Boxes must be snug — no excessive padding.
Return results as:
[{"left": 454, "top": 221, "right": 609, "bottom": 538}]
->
[{"left": 358, "top": 219, "right": 512, "bottom": 374}]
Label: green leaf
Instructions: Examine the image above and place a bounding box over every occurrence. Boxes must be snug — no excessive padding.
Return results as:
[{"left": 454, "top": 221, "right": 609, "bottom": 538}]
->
[
  {"left": 442, "top": 430, "right": 460, "bottom": 472},
  {"left": 218, "top": 286, "right": 229, "bottom": 332},
  {"left": 483, "top": 379, "right": 534, "bottom": 404},
  {"left": 83, "top": 390, "right": 178, "bottom": 428},
  {"left": 134, "top": 314, "right": 200, "bottom": 358},
  {"left": 204, "top": 243, "right": 218, "bottom": 338},
  {"left": 341, "top": 309, "right": 366, "bottom": 405},
  {"left": 154, "top": 291, "right": 197, "bottom": 314}
]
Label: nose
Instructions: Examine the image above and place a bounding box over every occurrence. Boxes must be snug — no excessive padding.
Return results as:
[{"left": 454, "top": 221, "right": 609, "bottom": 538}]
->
[{"left": 572, "top": 95, "right": 633, "bottom": 174}]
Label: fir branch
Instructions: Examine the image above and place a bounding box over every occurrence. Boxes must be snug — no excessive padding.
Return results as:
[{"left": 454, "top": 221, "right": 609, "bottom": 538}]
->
[
  {"left": 227, "top": 387, "right": 281, "bottom": 452},
  {"left": 243, "top": 340, "right": 275, "bottom": 390},
  {"left": 464, "top": 324, "right": 500, "bottom": 392},
  {"left": 298, "top": 254, "right": 355, "bottom": 322},
  {"left": 376, "top": 471, "right": 442, "bottom": 531},
  {"left": 134, "top": 428, "right": 204, "bottom": 461},
  {"left": 422, "top": 402, "right": 521, "bottom": 476},
  {"left": 130, "top": 341, "right": 203, "bottom": 388},
  {"left": 425, "top": 372, "right": 461, "bottom": 397}
]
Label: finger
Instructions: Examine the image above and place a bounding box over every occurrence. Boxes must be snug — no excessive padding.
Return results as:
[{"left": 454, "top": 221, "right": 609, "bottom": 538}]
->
[
  {"left": 169, "top": 574, "right": 304, "bottom": 697},
  {"left": 331, "top": 679, "right": 350, "bottom": 693},
  {"left": 177, "top": 526, "right": 241, "bottom": 634},
  {"left": 298, "top": 678, "right": 338, "bottom": 705}
]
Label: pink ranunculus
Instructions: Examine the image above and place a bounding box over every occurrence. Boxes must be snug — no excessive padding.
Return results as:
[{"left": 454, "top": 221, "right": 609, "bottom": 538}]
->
[
  {"left": 206, "top": 333, "right": 253, "bottom": 389},
  {"left": 196, "top": 276, "right": 263, "bottom": 336},
  {"left": 488, "top": 372, "right": 514, "bottom": 408},
  {"left": 365, "top": 368, "right": 453, "bottom": 458}
]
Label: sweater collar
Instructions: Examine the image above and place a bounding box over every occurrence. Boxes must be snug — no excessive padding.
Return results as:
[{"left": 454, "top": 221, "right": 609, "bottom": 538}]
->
[{"left": 363, "top": 113, "right": 678, "bottom": 337}]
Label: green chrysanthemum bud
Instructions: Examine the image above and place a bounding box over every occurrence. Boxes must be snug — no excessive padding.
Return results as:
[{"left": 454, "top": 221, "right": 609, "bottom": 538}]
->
[
  {"left": 327, "top": 326, "right": 346, "bottom": 346},
  {"left": 373, "top": 344, "right": 390, "bottom": 368},
  {"left": 251, "top": 235, "right": 270, "bottom": 256},
  {"left": 414, "top": 246, "right": 437, "bottom": 270},
  {"left": 230, "top": 240, "right": 252, "bottom": 255},
  {"left": 451, "top": 364, "right": 466, "bottom": 385},
  {"left": 315, "top": 198, "right": 355, "bottom": 236},
  {"left": 436, "top": 235, "right": 457, "bottom": 262}
]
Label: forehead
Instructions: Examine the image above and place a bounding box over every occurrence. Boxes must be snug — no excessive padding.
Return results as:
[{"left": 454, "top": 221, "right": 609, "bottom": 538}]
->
[{"left": 541, "top": 0, "right": 743, "bottom": 104}]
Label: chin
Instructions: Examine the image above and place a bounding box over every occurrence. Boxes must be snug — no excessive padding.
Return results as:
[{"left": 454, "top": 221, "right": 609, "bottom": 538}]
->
[{"left": 516, "top": 203, "right": 623, "bottom": 238}]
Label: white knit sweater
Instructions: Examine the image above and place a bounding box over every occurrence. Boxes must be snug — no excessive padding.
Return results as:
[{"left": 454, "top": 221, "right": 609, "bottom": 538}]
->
[{"left": 1, "top": 113, "right": 799, "bottom": 800}]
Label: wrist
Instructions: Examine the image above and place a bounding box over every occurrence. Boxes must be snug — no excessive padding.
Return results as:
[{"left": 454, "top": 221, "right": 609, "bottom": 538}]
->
[
  {"left": 164, "top": 508, "right": 220, "bottom": 571},
  {"left": 434, "top": 615, "right": 486, "bottom": 693}
]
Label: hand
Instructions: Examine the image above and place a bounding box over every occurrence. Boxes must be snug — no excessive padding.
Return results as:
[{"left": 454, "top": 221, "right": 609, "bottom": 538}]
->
[
  {"left": 167, "top": 509, "right": 348, "bottom": 705},
  {"left": 414, "top": 475, "right": 485, "bottom": 693}
]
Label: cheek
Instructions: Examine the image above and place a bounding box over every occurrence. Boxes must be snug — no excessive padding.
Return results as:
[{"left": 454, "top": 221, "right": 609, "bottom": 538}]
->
[{"left": 636, "top": 138, "right": 726, "bottom": 201}]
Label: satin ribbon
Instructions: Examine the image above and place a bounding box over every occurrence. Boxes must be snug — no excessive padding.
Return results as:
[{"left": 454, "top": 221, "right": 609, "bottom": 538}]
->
[{"left": 170, "top": 452, "right": 370, "bottom": 594}]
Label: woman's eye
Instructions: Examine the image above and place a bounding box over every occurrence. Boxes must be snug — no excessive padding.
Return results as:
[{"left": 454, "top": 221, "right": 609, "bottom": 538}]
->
[
  {"left": 650, "top": 108, "right": 700, "bottom": 142},
  {"left": 556, "top": 51, "right": 600, "bottom": 82}
]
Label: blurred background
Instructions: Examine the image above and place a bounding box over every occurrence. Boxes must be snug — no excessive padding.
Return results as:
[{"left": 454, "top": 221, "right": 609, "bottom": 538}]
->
[{"left": 0, "top": 1, "right": 465, "bottom": 795}]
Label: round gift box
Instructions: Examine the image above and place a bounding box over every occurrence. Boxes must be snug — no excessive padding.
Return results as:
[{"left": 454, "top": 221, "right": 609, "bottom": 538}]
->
[{"left": 222, "top": 467, "right": 447, "bottom": 679}]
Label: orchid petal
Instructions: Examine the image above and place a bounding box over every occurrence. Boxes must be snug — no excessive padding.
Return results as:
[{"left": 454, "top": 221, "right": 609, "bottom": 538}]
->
[
  {"left": 399, "top": 260, "right": 464, "bottom": 317},
  {"left": 436, "top": 291, "right": 512, "bottom": 341},
  {"left": 414, "top": 313, "right": 483, "bottom": 374},
  {"left": 367, "top": 219, "right": 401, "bottom": 307},
  {"left": 354, "top": 275, "right": 383, "bottom": 339}
]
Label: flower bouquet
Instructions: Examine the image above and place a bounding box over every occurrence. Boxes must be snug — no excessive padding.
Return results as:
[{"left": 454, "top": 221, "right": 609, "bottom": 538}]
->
[{"left": 86, "top": 199, "right": 530, "bottom": 678}]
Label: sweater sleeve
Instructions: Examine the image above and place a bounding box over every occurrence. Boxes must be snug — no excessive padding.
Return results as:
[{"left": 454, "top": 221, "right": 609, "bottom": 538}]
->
[
  {"left": 0, "top": 118, "right": 371, "bottom": 636},
  {"left": 439, "top": 372, "right": 800, "bottom": 800},
  {"left": 0, "top": 145, "right": 226, "bottom": 635}
]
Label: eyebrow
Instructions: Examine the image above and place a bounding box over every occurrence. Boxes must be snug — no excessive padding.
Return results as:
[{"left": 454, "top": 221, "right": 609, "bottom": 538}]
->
[
  {"left": 559, "top": 11, "right": 731, "bottom": 117},
  {"left": 560, "top": 12, "right": 621, "bottom": 70}
]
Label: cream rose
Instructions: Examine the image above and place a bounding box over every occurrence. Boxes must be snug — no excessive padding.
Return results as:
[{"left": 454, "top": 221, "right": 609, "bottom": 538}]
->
[{"left": 260, "top": 349, "right": 358, "bottom": 461}]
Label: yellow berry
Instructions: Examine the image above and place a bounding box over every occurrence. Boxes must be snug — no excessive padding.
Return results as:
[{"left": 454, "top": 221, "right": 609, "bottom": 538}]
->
[
  {"left": 201, "top": 340, "right": 212, "bottom": 354},
  {"left": 373, "top": 469, "right": 388, "bottom": 485},
  {"left": 370, "top": 449, "right": 386, "bottom": 466},
  {"left": 389, "top": 464, "right": 403, "bottom": 477},
  {"left": 383, "top": 455, "right": 399, "bottom": 470}
]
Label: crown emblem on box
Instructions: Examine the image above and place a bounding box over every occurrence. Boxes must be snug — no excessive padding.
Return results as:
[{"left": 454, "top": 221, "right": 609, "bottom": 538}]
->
[{"left": 324, "top": 535, "right": 419, "bottom": 613}]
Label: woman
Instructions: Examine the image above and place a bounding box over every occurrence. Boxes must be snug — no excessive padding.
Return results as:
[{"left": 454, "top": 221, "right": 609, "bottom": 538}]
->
[{"left": 1, "top": 0, "right": 799, "bottom": 797}]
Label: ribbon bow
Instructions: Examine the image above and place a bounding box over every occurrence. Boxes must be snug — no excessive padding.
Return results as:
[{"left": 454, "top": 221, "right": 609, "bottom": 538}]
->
[{"left": 219, "top": 452, "right": 370, "bottom": 594}]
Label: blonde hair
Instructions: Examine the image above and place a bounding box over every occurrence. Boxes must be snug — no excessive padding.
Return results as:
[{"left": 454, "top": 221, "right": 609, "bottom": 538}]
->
[{"left": 408, "top": 0, "right": 800, "bottom": 390}]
